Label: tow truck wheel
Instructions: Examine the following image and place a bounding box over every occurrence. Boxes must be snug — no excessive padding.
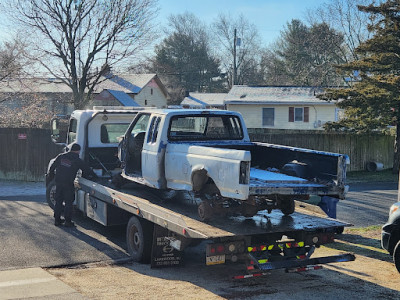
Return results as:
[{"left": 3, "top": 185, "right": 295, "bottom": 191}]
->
[
  {"left": 46, "top": 179, "right": 57, "bottom": 210},
  {"left": 126, "top": 216, "right": 154, "bottom": 263},
  {"left": 393, "top": 240, "right": 400, "bottom": 272},
  {"left": 280, "top": 198, "right": 295, "bottom": 215},
  {"left": 198, "top": 201, "right": 213, "bottom": 222}
]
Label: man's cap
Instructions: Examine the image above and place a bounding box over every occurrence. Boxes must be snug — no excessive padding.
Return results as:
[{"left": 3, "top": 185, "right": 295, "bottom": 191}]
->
[{"left": 70, "top": 143, "right": 81, "bottom": 152}]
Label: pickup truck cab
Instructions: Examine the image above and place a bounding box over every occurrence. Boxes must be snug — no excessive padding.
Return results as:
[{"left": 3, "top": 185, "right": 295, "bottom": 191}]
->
[{"left": 118, "top": 109, "right": 349, "bottom": 220}]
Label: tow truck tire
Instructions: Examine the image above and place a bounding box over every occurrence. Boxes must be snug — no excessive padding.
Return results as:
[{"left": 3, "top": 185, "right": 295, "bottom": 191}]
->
[
  {"left": 393, "top": 240, "right": 400, "bottom": 273},
  {"left": 126, "top": 216, "right": 154, "bottom": 263},
  {"left": 280, "top": 198, "right": 295, "bottom": 215},
  {"left": 336, "top": 226, "right": 345, "bottom": 234},
  {"left": 198, "top": 201, "right": 213, "bottom": 222},
  {"left": 46, "top": 179, "right": 57, "bottom": 210}
]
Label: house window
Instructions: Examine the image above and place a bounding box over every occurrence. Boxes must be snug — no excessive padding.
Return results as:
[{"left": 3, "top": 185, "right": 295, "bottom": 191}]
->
[
  {"left": 145, "top": 99, "right": 148, "bottom": 105},
  {"left": 151, "top": 88, "right": 153, "bottom": 95},
  {"left": 289, "top": 107, "right": 309, "bottom": 122},
  {"left": 262, "top": 108, "right": 274, "bottom": 126}
]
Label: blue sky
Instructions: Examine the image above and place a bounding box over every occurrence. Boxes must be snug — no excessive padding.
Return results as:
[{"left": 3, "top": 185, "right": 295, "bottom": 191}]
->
[{"left": 156, "top": 0, "right": 322, "bottom": 46}]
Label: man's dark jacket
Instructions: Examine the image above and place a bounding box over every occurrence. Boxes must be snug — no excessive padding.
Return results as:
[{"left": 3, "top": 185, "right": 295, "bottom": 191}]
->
[{"left": 49, "top": 151, "right": 93, "bottom": 185}]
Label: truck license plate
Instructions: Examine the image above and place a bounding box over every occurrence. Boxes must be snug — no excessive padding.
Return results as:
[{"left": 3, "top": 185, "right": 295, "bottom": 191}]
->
[{"left": 206, "top": 255, "right": 225, "bottom": 265}]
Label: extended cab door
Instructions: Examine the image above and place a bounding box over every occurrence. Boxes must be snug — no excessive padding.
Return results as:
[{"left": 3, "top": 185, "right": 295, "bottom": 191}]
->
[
  {"left": 141, "top": 114, "right": 167, "bottom": 189},
  {"left": 119, "top": 113, "right": 151, "bottom": 175}
]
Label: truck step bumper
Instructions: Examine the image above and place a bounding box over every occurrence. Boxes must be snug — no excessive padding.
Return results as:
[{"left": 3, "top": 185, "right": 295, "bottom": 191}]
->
[{"left": 253, "top": 253, "right": 355, "bottom": 271}]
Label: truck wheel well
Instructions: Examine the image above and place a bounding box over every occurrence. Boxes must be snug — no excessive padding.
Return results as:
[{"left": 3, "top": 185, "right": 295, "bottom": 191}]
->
[
  {"left": 191, "top": 169, "right": 220, "bottom": 195},
  {"left": 191, "top": 169, "right": 209, "bottom": 192}
]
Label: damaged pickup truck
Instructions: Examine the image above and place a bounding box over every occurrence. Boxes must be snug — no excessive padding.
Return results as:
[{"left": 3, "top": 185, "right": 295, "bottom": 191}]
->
[{"left": 118, "top": 109, "right": 349, "bottom": 221}]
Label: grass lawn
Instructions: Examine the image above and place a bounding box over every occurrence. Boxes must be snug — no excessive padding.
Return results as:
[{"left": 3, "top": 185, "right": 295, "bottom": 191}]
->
[{"left": 346, "top": 168, "right": 398, "bottom": 183}]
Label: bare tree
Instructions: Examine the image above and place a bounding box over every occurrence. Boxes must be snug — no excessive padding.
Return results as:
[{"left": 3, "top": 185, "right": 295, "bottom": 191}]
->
[
  {"left": 0, "top": 39, "right": 27, "bottom": 82},
  {"left": 306, "top": 0, "right": 373, "bottom": 62},
  {"left": 212, "top": 14, "right": 261, "bottom": 87},
  {"left": 1, "top": 0, "right": 158, "bottom": 109}
]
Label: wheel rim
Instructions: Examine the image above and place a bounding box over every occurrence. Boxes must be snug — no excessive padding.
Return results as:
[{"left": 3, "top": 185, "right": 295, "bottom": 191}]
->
[
  {"left": 50, "top": 186, "right": 56, "bottom": 207},
  {"left": 130, "top": 226, "right": 141, "bottom": 253},
  {"left": 133, "top": 231, "right": 141, "bottom": 249}
]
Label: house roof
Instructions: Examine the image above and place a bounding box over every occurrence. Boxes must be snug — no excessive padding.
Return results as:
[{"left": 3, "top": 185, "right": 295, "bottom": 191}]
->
[
  {"left": 181, "top": 93, "right": 227, "bottom": 107},
  {"left": 225, "top": 86, "right": 334, "bottom": 105},
  {"left": 0, "top": 73, "right": 168, "bottom": 96},
  {"left": 106, "top": 89, "right": 140, "bottom": 106},
  {"left": 0, "top": 78, "right": 72, "bottom": 93},
  {"left": 95, "top": 73, "right": 157, "bottom": 94}
]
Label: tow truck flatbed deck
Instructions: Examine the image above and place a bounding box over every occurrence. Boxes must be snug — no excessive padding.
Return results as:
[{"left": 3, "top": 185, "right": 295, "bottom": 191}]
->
[{"left": 78, "top": 177, "right": 349, "bottom": 240}]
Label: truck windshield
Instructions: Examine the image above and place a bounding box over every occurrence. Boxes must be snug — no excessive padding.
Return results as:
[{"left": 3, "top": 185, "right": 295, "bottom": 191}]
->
[{"left": 168, "top": 115, "right": 243, "bottom": 141}]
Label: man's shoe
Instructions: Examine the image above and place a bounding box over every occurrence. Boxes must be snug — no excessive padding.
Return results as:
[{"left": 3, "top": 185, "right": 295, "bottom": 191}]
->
[
  {"left": 64, "top": 221, "right": 76, "bottom": 228},
  {"left": 54, "top": 218, "right": 65, "bottom": 226}
]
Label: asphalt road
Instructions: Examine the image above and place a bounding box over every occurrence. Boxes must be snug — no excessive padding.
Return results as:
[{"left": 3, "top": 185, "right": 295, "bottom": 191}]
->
[
  {"left": 0, "top": 193, "right": 129, "bottom": 271},
  {"left": 0, "top": 180, "right": 397, "bottom": 272},
  {"left": 338, "top": 181, "right": 398, "bottom": 227}
]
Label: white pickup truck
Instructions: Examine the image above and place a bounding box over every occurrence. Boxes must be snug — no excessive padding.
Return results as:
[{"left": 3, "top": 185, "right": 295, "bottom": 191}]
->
[{"left": 118, "top": 108, "right": 349, "bottom": 220}]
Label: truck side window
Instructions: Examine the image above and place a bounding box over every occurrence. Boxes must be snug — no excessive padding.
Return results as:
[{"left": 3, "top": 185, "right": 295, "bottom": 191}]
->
[
  {"left": 147, "top": 117, "right": 161, "bottom": 144},
  {"left": 152, "top": 117, "right": 161, "bottom": 143},
  {"left": 67, "top": 118, "right": 78, "bottom": 144},
  {"left": 131, "top": 114, "right": 150, "bottom": 134},
  {"left": 147, "top": 117, "right": 156, "bottom": 143}
]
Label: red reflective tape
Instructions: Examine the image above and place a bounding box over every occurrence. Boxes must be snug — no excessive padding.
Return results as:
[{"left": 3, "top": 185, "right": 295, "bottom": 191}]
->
[
  {"left": 233, "top": 272, "right": 270, "bottom": 279},
  {"left": 286, "top": 265, "right": 323, "bottom": 273},
  {"left": 298, "top": 267, "right": 306, "bottom": 272}
]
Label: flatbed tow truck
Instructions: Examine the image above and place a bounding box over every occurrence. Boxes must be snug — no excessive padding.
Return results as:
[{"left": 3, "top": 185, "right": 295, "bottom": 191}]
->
[
  {"left": 72, "top": 177, "right": 354, "bottom": 278},
  {"left": 47, "top": 106, "right": 355, "bottom": 278}
]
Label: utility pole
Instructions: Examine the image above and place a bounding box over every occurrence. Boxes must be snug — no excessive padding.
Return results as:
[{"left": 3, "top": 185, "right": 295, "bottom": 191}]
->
[{"left": 233, "top": 28, "right": 237, "bottom": 86}]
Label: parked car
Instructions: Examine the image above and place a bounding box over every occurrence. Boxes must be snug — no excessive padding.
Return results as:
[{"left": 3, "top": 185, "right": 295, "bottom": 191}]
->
[{"left": 382, "top": 201, "right": 400, "bottom": 272}]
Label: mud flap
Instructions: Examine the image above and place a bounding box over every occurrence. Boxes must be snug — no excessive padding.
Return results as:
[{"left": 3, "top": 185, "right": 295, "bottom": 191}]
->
[
  {"left": 318, "top": 196, "right": 339, "bottom": 218},
  {"left": 151, "top": 225, "right": 184, "bottom": 268}
]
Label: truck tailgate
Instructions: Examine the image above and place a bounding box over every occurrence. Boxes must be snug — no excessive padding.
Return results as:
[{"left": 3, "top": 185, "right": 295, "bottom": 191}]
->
[{"left": 249, "top": 167, "right": 334, "bottom": 196}]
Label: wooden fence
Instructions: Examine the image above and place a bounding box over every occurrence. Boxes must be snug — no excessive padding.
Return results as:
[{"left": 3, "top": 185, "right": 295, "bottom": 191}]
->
[
  {"left": 248, "top": 128, "right": 395, "bottom": 172},
  {"left": 0, "top": 128, "right": 61, "bottom": 181},
  {"left": 0, "top": 127, "right": 395, "bottom": 181}
]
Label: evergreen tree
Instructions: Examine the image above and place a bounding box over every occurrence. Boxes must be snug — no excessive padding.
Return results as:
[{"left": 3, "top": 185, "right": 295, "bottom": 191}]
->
[
  {"left": 264, "top": 20, "right": 346, "bottom": 86},
  {"left": 321, "top": 1, "right": 400, "bottom": 172},
  {"left": 151, "top": 13, "right": 224, "bottom": 103}
]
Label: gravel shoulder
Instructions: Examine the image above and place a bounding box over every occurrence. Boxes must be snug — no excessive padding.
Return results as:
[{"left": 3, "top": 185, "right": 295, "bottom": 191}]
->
[{"left": 47, "top": 228, "right": 400, "bottom": 300}]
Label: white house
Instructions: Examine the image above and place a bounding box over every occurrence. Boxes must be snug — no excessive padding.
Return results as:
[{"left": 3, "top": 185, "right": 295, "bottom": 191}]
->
[{"left": 225, "top": 86, "right": 341, "bottom": 130}]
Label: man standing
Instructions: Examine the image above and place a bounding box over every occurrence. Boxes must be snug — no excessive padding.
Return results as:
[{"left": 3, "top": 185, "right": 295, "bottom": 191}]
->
[{"left": 49, "top": 143, "right": 95, "bottom": 227}]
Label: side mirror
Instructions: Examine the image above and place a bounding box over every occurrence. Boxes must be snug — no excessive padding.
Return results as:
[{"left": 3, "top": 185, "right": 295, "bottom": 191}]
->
[{"left": 50, "top": 118, "right": 67, "bottom": 145}]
